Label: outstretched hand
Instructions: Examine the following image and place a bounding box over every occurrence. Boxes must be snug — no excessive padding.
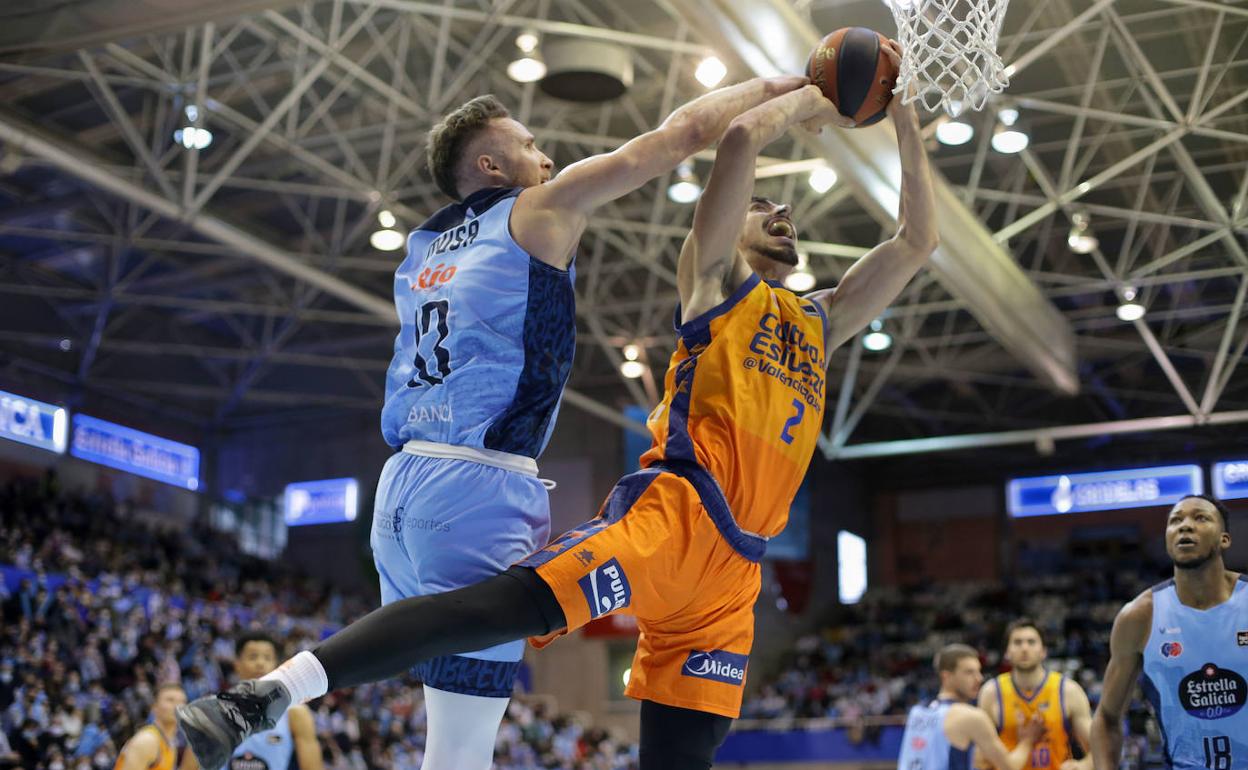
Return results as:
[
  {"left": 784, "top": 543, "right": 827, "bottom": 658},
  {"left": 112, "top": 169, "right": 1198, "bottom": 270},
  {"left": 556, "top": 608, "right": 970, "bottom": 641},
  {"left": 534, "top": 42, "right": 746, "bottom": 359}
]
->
[{"left": 881, "top": 39, "right": 917, "bottom": 124}]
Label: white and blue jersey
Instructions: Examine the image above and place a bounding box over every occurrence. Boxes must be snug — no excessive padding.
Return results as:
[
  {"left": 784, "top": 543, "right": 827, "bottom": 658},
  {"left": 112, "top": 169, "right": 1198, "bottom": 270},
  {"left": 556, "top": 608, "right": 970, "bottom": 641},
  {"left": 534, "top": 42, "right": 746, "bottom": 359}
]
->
[
  {"left": 380, "top": 186, "right": 576, "bottom": 459},
  {"left": 371, "top": 186, "right": 575, "bottom": 698},
  {"left": 1141, "top": 576, "right": 1248, "bottom": 769},
  {"left": 897, "top": 700, "right": 971, "bottom": 770},
  {"left": 230, "top": 711, "right": 292, "bottom": 770}
]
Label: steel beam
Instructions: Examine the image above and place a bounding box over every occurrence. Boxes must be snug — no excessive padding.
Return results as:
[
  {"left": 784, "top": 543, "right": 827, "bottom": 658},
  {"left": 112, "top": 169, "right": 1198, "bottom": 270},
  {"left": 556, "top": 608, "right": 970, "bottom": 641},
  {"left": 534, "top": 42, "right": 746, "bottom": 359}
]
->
[
  {"left": 830, "top": 411, "right": 1248, "bottom": 460},
  {"left": 670, "top": 0, "right": 1078, "bottom": 395}
]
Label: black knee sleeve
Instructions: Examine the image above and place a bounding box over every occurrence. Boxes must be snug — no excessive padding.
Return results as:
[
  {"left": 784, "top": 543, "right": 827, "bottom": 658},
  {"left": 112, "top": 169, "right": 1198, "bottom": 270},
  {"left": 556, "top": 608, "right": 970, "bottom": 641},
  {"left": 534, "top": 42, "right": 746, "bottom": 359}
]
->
[
  {"left": 639, "top": 700, "right": 732, "bottom": 770},
  {"left": 315, "top": 566, "right": 565, "bottom": 692}
]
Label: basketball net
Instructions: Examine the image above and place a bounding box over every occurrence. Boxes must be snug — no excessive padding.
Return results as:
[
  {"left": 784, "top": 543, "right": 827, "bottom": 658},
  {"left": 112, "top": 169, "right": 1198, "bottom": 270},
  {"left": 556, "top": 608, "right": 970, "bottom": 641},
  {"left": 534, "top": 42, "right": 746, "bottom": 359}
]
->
[{"left": 884, "top": 0, "right": 1012, "bottom": 116}]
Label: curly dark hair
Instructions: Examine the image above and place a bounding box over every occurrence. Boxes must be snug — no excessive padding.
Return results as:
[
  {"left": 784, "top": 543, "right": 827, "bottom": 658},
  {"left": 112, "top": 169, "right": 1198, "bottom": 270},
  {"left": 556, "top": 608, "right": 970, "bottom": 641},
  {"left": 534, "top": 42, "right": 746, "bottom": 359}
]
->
[{"left": 426, "top": 94, "right": 511, "bottom": 200}]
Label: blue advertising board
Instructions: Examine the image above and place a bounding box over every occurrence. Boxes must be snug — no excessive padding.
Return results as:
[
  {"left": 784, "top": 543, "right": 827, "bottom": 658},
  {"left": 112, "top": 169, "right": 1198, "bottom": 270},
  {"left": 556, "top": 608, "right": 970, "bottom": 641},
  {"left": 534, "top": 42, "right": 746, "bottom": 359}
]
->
[
  {"left": 1214, "top": 460, "right": 1248, "bottom": 501},
  {"left": 0, "top": 389, "right": 68, "bottom": 454},
  {"left": 1008, "top": 464, "right": 1202, "bottom": 517},
  {"left": 284, "top": 477, "right": 359, "bottom": 526},
  {"left": 70, "top": 414, "right": 200, "bottom": 490}
]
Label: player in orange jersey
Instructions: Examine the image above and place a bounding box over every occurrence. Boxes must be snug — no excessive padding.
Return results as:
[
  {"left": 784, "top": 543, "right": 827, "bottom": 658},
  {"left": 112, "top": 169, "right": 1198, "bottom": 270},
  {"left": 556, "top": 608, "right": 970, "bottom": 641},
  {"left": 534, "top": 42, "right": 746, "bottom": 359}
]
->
[
  {"left": 115, "top": 683, "right": 192, "bottom": 770},
  {"left": 978, "top": 619, "right": 1094, "bottom": 770},
  {"left": 181, "top": 41, "right": 936, "bottom": 770}
]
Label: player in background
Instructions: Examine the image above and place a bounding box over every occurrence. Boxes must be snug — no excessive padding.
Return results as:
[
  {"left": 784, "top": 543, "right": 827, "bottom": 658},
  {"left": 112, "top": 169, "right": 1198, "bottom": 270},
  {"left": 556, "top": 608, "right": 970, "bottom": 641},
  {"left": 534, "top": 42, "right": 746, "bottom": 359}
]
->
[
  {"left": 900, "top": 644, "right": 1045, "bottom": 770},
  {"left": 180, "top": 41, "right": 937, "bottom": 770},
  {"left": 364, "top": 75, "right": 809, "bottom": 770},
  {"left": 1091, "top": 495, "right": 1246, "bottom": 770},
  {"left": 229, "top": 632, "right": 323, "bottom": 770},
  {"left": 977, "top": 619, "right": 1093, "bottom": 770},
  {"left": 113, "top": 683, "right": 189, "bottom": 770}
]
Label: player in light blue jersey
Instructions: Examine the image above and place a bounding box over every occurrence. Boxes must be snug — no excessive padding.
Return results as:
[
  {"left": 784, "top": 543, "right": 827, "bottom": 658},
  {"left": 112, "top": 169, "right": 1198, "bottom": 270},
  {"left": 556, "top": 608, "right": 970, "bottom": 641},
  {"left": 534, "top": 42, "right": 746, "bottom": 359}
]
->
[
  {"left": 229, "top": 632, "right": 322, "bottom": 770},
  {"left": 1092, "top": 495, "right": 1247, "bottom": 770},
  {"left": 900, "top": 644, "right": 1043, "bottom": 770},
  {"left": 370, "top": 79, "right": 813, "bottom": 770}
]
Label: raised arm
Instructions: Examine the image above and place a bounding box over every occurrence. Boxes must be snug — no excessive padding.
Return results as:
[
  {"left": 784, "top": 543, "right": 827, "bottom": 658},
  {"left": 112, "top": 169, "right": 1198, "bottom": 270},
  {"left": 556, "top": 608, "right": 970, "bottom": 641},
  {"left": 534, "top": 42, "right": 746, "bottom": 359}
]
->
[
  {"left": 677, "top": 85, "right": 847, "bottom": 321},
  {"left": 805, "top": 42, "right": 937, "bottom": 354},
  {"left": 1091, "top": 594, "right": 1151, "bottom": 770},
  {"left": 513, "top": 75, "right": 809, "bottom": 266}
]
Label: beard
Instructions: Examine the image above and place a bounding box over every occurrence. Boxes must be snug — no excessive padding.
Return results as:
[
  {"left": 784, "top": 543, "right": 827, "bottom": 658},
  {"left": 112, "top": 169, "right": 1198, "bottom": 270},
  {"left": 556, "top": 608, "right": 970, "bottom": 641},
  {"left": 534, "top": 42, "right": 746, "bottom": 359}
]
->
[
  {"left": 1173, "top": 547, "right": 1218, "bottom": 570},
  {"left": 756, "top": 242, "right": 799, "bottom": 266}
]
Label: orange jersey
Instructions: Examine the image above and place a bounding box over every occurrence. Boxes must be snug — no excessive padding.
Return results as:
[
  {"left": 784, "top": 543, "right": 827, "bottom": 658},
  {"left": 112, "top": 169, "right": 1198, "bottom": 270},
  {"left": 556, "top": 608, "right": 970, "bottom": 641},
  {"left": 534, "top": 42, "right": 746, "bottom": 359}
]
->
[
  {"left": 640, "top": 274, "right": 828, "bottom": 538},
  {"left": 994, "top": 670, "right": 1073, "bottom": 770},
  {"left": 114, "top": 724, "right": 176, "bottom": 770}
]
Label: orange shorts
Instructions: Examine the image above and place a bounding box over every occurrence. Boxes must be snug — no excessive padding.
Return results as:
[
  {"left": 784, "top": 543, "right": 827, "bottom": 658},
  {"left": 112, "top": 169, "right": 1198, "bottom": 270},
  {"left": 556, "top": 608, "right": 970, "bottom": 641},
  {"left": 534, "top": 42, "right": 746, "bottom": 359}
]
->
[{"left": 520, "top": 462, "right": 766, "bottom": 718}]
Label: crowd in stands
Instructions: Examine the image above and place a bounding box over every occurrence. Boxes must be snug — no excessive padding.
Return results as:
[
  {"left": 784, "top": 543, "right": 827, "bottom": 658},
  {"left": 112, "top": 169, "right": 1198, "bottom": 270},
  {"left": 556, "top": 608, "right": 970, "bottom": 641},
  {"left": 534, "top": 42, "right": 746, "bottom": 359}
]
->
[
  {"left": 0, "top": 471, "right": 637, "bottom": 770},
  {"left": 2, "top": 466, "right": 1179, "bottom": 769}
]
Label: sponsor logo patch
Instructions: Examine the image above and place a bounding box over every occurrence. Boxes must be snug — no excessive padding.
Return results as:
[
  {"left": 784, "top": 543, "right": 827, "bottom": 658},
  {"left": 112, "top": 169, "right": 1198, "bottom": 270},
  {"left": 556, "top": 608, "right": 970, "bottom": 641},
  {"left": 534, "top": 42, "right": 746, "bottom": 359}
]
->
[
  {"left": 577, "top": 558, "right": 631, "bottom": 619},
  {"left": 1237, "top": 631, "right": 1248, "bottom": 647},
  {"left": 681, "top": 649, "right": 748, "bottom": 686},
  {"left": 1162, "top": 641, "right": 1184, "bottom": 658},
  {"left": 1179, "top": 662, "right": 1247, "bottom": 720}
]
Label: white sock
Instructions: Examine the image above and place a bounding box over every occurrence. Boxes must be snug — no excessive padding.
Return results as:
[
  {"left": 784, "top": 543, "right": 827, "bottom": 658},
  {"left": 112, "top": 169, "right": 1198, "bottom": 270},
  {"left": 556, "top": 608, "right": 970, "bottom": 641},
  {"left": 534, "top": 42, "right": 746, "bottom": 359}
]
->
[
  {"left": 260, "top": 650, "right": 329, "bottom": 704},
  {"left": 421, "top": 685, "right": 510, "bottom": 770}
]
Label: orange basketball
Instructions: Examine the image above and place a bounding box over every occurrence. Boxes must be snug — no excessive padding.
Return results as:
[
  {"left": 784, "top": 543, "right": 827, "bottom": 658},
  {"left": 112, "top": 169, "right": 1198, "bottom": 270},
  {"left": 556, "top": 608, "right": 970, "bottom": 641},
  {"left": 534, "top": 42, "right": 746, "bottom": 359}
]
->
[{"left": 807, "top": 27, "right": 899, "bottom": 126}]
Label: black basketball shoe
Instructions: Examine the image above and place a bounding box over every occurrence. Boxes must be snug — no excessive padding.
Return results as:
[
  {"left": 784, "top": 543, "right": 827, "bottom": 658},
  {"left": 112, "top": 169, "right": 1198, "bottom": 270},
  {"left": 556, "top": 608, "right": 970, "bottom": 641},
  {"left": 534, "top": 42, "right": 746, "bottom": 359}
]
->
[{"left": 176, "top": 680, "right": 291, "bottom": 770}]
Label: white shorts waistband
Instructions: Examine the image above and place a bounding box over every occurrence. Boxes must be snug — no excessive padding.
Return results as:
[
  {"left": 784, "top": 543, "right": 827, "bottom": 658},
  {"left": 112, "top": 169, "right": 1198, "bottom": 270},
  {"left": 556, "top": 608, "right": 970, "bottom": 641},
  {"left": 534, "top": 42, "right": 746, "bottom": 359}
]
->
[{"left": 402, "top": 440, "right": 538, "bottom": 477}]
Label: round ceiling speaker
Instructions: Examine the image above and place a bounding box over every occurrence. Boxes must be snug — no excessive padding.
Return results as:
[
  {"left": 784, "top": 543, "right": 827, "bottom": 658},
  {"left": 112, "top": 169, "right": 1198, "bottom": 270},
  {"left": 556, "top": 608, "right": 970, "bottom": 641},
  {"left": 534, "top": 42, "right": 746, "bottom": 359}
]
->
[{"left": 538, "top": 39, "right": 633, "bottom": 102}]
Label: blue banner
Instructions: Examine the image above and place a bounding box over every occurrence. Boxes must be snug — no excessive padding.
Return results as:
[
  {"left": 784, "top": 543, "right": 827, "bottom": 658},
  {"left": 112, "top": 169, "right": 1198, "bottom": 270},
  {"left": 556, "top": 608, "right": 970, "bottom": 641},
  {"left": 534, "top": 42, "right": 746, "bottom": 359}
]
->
[
  {"left": 1008, "top": 464, "right": 1202, "bottom": 517},
  {"left": 0, "top": 389, "right": 68, "bottom": 454},
  {"left": 1214, "top": 460, "right": 1248, "bottom": 501},
  {"left": 70, "top": 414, "right": 200, "bottom": 490},
  {"left": 284, "top": 477, "right": 359, "bottom": 526}
]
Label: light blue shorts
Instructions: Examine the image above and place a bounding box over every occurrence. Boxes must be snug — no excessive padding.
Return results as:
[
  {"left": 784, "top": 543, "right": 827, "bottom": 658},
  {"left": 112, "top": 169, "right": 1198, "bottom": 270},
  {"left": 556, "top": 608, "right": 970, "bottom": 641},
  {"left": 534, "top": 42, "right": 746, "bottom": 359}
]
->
[{"left": 369, "top": 450, "right": 550, "bottom": 669}]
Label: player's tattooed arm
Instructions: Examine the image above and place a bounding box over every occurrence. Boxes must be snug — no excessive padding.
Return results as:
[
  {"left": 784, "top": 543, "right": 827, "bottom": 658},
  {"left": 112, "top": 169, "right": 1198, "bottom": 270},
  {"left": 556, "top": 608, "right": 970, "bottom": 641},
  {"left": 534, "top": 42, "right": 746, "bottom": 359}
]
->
[
  {"left": 1090, "top": 591, "right": 1152, "bottom": 770},
  {"left": 804, "top": 42, "right": 937, "bottom": 356},
  {"left": 514, "top": 75, "right": 809, "bottom": 268},
  {"left": 677, "top": 85, "right": 849, "bottom": 322}
]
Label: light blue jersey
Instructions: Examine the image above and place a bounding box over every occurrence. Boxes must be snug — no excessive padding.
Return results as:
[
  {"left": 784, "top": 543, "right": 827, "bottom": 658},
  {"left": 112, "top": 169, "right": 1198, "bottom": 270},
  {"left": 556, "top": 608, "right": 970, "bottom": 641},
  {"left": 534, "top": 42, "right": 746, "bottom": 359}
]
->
[
  {"left": 1141, "top": 575, "right": 1248, "bottom": 770},
  {"left": 897, "top": 700, "right": 971, "bottom": 770},
  {"left": 230, "top": 710, "right": 292, "bottom": 770},
  {"left": 380, "top": 186, "right": 576, "bottom": 459}
]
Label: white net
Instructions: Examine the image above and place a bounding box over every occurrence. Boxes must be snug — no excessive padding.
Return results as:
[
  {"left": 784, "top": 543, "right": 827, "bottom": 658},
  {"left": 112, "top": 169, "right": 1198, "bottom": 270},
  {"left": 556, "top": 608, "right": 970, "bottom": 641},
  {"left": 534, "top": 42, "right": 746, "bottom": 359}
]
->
[{"left": 885, "top": 0, "right": 1012, "bottom": 115}]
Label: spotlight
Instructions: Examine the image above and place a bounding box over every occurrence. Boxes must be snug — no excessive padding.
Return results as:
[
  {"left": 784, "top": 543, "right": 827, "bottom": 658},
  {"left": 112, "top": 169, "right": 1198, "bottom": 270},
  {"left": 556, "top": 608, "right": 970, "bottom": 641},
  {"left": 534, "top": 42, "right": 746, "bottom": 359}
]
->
[
  {"left": 667, "top": 161, "right": 702, "bottom": 203},
  {"left": 991, "top": 126, "right": 1028, "bottom": 154},
  {"left": 1067, "top": 211, "right": 1098, "bottom": 254},
  {"left": 507, "top": 55, "right": 547, "bottom": 83},
  {"left": 620, "top": 360, "right": 646, "bottom": 379},
  {"left": 935, "top": 118, "right": 974, "bottom": 146},
  {"left": 378, "top": 209, "right": 397, "bottom": 228},
  {"left": 695, "top": 56, "right": 727, "bottom": 88},
  {"left": 622, "top": 343, "right": 641, "bottom": 361},
  {"left": 807, "top": 164, "right": 838, "bottom": 193},
  {"left": 370, "top": 229, "right": 406, "bottom": 251},
  {"left": 173, "top": 126, "right": 213, "bottom": 150},
  {"left": 991, "top": 106, "right": 1028, "bottom": 154},
  {"left": 1117, "top": 286, "right": 1145, "bottom": 321},
  {"left": 862, "top": 318, "right": 892, "bottom": 351},
  {"left": 515, "top": 29, "right": 539, "bottom": 54}
]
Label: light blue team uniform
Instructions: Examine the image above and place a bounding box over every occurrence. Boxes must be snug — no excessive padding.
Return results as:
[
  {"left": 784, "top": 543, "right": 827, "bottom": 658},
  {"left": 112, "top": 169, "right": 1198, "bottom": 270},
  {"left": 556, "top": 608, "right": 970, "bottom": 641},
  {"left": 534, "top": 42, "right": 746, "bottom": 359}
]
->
[
  {"left": 230, "top": 711, "right": 292, "bottom": 769},
  {"left": 1141, "top": 576, "right": 1248, "bottom": 770},
  {"left": 897, "top": 699, "right": 971, "bottom": 770},
  {"left": 372, "top": 185, "right": 576, "bottom": 697}
]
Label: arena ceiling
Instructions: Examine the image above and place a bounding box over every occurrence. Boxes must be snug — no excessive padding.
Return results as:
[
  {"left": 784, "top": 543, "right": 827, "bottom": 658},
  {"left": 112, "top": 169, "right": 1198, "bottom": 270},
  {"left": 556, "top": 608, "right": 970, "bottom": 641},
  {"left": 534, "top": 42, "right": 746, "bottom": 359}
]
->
[{"left": 0, "top": 0, "right": 1246, "bottom": 466}]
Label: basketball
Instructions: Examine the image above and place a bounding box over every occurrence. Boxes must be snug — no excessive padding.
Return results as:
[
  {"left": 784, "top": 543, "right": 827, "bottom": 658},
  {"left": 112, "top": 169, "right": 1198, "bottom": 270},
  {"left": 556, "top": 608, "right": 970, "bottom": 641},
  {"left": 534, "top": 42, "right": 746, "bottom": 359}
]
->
[{"left": 807, "top": 27, "right": 899, "bottom": 126}]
